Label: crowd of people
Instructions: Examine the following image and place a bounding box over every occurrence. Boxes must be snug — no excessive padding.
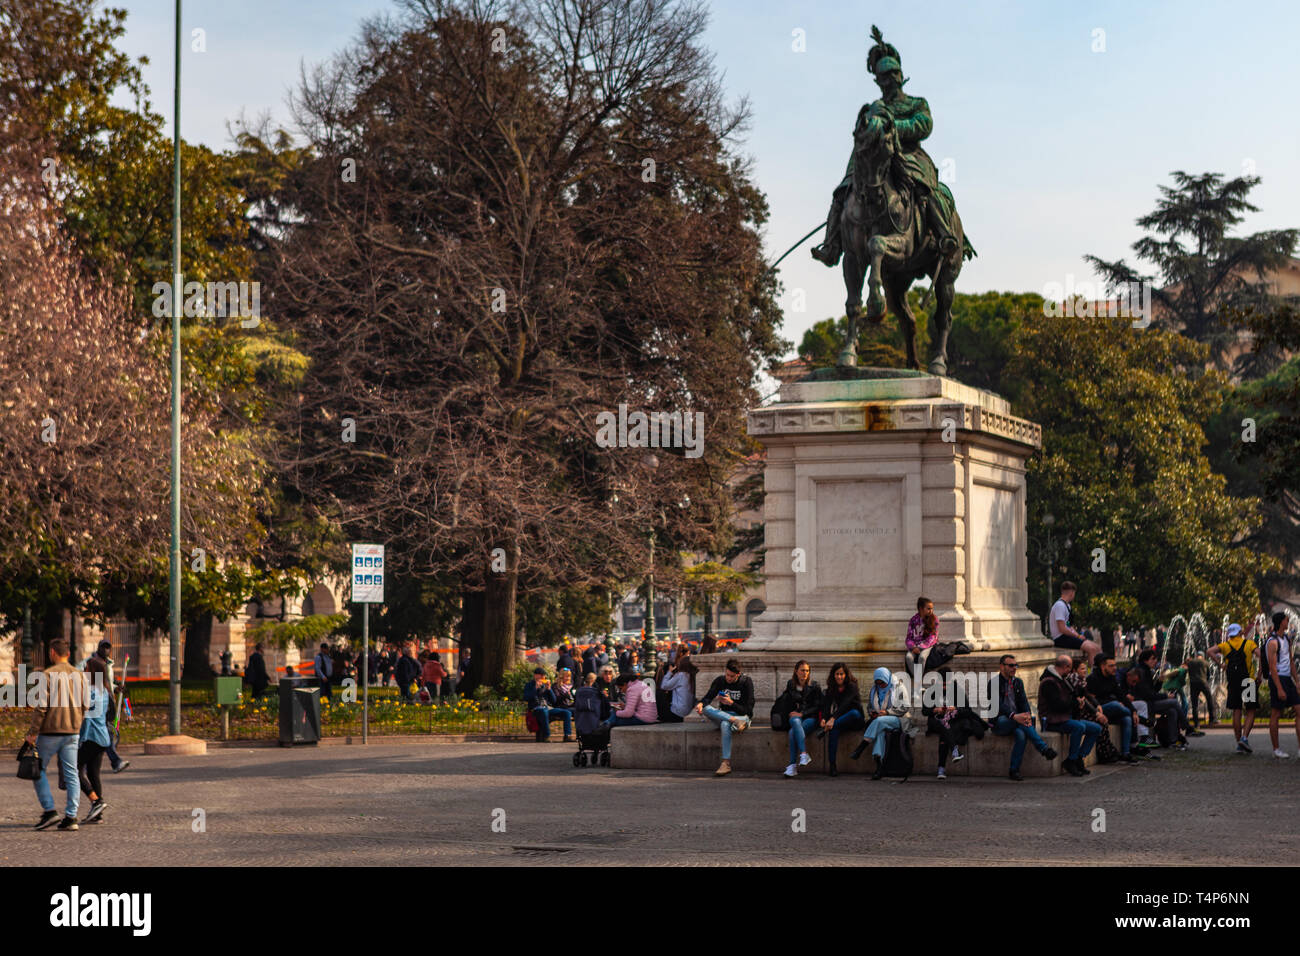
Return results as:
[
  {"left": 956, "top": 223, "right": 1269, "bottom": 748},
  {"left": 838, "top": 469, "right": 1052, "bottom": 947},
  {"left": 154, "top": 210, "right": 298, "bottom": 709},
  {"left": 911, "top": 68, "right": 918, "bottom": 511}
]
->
[
  {"left": 240, "top": 640, "right": 470, "bottom": 704},
  {"left": 526, "top": 587, "right": 1300, "bottom": 780},
  {"left": 20, "top": 584, "right": 1297, "bottom": 832}
]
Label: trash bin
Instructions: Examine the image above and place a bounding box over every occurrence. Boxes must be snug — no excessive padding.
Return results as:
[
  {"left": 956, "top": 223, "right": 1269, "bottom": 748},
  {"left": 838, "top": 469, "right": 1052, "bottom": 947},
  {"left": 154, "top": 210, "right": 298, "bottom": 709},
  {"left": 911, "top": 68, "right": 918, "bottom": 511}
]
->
[{"left": 278, "top": 677, "right": 321, "bottom": 746}]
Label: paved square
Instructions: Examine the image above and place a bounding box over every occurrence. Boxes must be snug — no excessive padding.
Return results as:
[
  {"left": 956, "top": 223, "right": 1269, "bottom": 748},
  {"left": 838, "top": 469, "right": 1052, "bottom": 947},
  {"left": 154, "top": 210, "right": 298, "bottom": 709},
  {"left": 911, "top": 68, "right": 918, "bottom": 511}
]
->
[{"left": 2, "top": 730, "right": 1292, "bottom": 866}]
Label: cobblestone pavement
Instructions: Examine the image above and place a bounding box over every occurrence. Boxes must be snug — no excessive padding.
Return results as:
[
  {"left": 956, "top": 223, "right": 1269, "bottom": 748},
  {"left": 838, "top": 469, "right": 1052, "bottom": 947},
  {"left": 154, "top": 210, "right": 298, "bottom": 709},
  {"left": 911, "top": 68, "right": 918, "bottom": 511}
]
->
[{"left": 2, "top": 729, "right": 1294, "bottom": 866}]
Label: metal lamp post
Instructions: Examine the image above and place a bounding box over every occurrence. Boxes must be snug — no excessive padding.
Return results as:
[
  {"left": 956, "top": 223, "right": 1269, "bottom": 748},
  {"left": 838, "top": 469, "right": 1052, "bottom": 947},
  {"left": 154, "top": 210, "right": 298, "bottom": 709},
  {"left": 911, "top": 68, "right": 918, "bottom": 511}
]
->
[
  {"left": 167, "top": 0, "right": 184, "bottom": 735},
  {"left": 641, "top": 492, "right": 690, "bottom": 671},
  {"left": 644, "top": 525, "right": 656, "bottom": 669},
  {"left": 1028, "top": 513, "right": 1071, "bottom": 636}
]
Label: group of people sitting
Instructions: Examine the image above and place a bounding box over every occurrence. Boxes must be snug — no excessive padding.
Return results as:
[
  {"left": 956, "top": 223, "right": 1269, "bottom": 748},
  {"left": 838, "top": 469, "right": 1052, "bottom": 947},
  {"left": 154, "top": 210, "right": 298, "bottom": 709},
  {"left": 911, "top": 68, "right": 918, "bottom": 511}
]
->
[
  {"left": 522, "top": 604, "right": 1299, "bottom": 778},
  {"left": 521, "top": 641, "right": 703, "bottom": 741}
]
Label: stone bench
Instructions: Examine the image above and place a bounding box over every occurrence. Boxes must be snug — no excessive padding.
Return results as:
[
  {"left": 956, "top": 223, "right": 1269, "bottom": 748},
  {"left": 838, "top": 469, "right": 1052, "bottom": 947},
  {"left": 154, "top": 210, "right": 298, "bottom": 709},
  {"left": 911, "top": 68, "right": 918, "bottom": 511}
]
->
[{"left": 611, "top": 718, "right": 1125, "bottom": 777}]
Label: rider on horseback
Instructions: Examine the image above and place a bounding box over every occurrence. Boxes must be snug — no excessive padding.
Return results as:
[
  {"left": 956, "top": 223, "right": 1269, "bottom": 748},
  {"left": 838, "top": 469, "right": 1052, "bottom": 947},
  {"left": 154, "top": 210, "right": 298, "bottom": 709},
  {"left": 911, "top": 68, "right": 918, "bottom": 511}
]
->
[{"left": 812, "top": 27, "right": 970, "bottom": 268}]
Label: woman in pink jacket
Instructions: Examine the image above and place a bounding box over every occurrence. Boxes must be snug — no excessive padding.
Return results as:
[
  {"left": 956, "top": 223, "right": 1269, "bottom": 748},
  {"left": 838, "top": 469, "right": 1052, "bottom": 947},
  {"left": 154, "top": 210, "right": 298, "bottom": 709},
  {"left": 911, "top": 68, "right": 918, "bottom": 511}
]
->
[{"left": 602, "top": 673, "right": 659, "bottom": 729}]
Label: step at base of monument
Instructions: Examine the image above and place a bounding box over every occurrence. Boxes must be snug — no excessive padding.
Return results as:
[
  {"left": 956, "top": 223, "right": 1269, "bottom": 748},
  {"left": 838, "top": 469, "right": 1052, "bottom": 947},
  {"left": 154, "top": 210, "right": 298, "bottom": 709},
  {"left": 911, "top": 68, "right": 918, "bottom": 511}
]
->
[{"left": 611, "top": 720, "right": 1124, "bottom": 777}]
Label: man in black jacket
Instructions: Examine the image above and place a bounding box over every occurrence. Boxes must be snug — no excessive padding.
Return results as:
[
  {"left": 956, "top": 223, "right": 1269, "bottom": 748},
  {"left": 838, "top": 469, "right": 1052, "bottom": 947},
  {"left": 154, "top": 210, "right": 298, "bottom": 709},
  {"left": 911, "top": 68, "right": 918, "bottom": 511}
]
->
[
  {"left": 694, "top": 658, "right": 755, "bottom": 776},
  {"left": 1038, "top": 654, "right": 1101, "bottom": 777},
  {"left": 394, "top": 643, "right": 421, "bottom": 703},
  {"left": 1085, "top": 654, "right": 1137, "bottom": 761},
  {"left": 1134, "top": 649, "right": 1188, "bottom": 748},
  {"left": 246, "top": 642, "right": 270, "bottom": 699},
  {"left": 990, "top": 655, "right": 1056, "bottom": 780},
  {"left": 556, "top": 644, "right": 578, "bottom": 678}
]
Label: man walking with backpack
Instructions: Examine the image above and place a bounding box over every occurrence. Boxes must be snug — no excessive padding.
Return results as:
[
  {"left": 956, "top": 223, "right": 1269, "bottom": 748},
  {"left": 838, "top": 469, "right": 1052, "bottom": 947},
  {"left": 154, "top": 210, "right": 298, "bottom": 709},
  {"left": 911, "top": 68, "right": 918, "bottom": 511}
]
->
[
  {"left": 1209, "top": 622, "right": 1258, "bottom": 754},
  {"left": 1260, "top": 612, "right": 1300, "bottom": 759}
]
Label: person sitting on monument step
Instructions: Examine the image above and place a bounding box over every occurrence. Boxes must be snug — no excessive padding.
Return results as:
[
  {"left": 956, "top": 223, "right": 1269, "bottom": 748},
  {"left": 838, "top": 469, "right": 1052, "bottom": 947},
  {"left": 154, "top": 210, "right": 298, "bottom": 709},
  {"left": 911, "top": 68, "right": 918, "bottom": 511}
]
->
[
  {"left": 779, "top": 660, "right": 824, "bottom": 778},
  {"left": 920, "top": 675, "right": 963, "bottom": 780},
  {"left": 816, "top": 663, "right": 864, "bottom": 777},
  {"left": 1038, "top": 654, "right": 1101, "bottom": 776},
  {"left": 1049, "top": 582, "right": 1101, "bottom": 668},
  {"left": 1133, "top": 649, "right": 1189, "bottom": 749},
  {"left": 905, "top": 596, "right": 938, "bottom": 673},
  {"left": 601, "top": 673, "right": 658, "bottom": 732},
  {"left": 1066, "top": 656, "right": 1122, "bottom": 764},
  {"left": 695, "top": 658, "right": 755, "bottom": 777},
  {"left": 1085, "top": 653, "right": 1138, "bottom": 763},
  {"left": 991, "top": 655, "right": 1057, "bottom": 780},
  {"left": 852, "top": 666, "right": 912, "bottom": 779}
]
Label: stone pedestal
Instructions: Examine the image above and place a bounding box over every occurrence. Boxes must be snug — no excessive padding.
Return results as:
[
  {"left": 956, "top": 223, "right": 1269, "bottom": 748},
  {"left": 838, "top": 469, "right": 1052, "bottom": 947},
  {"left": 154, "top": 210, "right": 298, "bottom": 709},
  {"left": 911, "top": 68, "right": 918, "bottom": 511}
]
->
[{"left": 705, "top": 371, "right": 1055, "bottom": 703}]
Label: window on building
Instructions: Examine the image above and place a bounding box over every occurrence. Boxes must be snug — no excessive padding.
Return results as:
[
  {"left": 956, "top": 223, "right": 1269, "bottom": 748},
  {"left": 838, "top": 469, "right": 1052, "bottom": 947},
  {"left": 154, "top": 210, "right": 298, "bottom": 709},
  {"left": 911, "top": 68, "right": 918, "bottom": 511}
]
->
[{"left": 717, "top": 601, "right": 738, "bottom": 629}]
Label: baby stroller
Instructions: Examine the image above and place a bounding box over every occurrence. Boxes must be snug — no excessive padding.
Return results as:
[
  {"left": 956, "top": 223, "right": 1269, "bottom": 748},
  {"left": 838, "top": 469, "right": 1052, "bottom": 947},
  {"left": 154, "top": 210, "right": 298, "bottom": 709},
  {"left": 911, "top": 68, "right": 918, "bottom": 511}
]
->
[{"left": 572, "top": 685, "right": 611, "bottom": 767}]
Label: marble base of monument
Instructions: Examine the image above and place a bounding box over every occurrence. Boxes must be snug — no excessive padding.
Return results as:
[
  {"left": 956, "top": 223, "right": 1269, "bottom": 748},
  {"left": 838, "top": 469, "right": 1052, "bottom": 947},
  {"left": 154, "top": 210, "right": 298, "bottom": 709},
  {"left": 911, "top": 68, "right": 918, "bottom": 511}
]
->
[{"left": 611, "top": 718, "right": 1123, "bottom": 778}]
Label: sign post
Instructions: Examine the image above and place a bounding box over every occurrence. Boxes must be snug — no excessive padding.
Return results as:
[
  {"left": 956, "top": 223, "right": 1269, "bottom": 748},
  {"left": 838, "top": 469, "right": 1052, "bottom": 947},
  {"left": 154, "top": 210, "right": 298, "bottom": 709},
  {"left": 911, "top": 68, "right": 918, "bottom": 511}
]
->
[{"left": 351, "top": 543, "right": 385, "bottom": 744}]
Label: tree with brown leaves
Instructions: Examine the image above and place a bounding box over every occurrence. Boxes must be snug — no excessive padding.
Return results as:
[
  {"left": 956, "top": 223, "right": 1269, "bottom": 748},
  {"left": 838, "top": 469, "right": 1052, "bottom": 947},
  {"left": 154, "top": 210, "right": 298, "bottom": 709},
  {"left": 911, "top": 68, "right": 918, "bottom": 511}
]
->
[{"left": 255, "top": 0, "right": 785, "bottom": 688}]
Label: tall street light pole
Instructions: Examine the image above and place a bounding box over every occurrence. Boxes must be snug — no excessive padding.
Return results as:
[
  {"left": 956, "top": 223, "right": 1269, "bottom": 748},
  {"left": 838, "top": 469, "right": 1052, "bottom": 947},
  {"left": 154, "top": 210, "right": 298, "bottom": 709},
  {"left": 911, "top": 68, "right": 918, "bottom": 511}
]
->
[
  {"left": 644, "top": 526, "right": 656, "bottom": 667},
  {"left": 168, "top": 0, "right": 184, "bottom": 735},
  {"left": 1029, "top": 513, "right": 1070, "bottom": 637}
]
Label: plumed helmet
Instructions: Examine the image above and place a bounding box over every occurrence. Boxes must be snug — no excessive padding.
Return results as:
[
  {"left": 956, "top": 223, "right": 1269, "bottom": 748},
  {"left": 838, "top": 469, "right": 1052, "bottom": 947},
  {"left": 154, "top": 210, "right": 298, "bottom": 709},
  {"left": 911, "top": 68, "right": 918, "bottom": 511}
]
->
[{"left": 867, "top": 25, "right": 902, "bottom": 77}]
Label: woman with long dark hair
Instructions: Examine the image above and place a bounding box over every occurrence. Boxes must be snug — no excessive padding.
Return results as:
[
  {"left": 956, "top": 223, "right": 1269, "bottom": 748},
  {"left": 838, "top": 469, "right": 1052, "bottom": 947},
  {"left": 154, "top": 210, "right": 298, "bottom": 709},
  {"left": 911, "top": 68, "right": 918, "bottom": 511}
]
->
[
  {"left": 659, "top": 648, "right": 698, "bottom": 722},
  {"left": 780, "top": 660, "right": 823, "bottom": 777},
  {"left": 817, "top": 663, "right": 864, "bottom": 777}
]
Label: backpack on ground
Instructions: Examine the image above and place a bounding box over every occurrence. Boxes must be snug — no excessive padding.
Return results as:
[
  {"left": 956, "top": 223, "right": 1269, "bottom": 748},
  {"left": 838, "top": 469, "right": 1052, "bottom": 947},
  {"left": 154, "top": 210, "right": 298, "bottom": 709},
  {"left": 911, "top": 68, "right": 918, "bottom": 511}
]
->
[
  {"left": 1154, "top": 708, "right": 1178, "bottom": 747},
  {"left": 879, "top": 728, "right": 913, "bottom": 780}
]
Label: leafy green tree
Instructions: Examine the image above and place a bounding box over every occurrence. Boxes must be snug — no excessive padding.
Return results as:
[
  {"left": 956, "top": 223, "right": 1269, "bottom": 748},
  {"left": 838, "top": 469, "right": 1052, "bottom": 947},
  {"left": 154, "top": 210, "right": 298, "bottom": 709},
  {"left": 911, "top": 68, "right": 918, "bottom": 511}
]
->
[
  {"left": 1005, "top": 313, "right": 1273, "bottom": 626},
  {"left": 518, "top": 587, "right": 617, "bottom": 649},
  {"left": 1217, "top": 302, "right": 1300, "bottom": 607},
  {"left": 679, "top": 559, "right": 758, "bottom": 645},
  {"left": 1085, "top": 171, "right": 1297, "bottom": 375}
]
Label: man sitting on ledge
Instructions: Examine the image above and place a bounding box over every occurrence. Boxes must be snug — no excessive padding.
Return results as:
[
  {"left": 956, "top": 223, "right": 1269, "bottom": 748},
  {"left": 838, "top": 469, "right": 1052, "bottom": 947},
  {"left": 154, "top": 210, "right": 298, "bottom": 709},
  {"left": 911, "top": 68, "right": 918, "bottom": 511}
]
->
[
  {"left": 1038, "top": 654, "right": 1101, "bottom": 776},
  {"left": 991, "top": 655, "right": 1057, "bottom": 780},
  {"left": 694, "top": 658, "right": 754, "bottom": 777},
  {"left": 1085, "top": 653, "right": 1138, "bottom": 763}
]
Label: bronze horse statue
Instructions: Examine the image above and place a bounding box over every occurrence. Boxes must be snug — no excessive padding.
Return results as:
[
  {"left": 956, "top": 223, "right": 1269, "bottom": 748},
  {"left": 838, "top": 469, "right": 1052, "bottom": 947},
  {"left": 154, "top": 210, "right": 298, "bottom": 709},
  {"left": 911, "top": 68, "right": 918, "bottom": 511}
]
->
[{"left": 839, "top": 101, "right": 968, "bottom": 375}]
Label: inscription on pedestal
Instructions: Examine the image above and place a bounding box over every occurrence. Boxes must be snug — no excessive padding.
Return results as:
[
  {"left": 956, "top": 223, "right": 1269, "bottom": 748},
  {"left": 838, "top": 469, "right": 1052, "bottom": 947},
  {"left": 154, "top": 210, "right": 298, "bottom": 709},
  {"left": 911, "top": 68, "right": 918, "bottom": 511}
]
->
[
  {"left": 815, "top": 478, "right": 903, "bottom": 590},
  {"left": 971, "top": 482, "right": 1019, "bottom": 591}
]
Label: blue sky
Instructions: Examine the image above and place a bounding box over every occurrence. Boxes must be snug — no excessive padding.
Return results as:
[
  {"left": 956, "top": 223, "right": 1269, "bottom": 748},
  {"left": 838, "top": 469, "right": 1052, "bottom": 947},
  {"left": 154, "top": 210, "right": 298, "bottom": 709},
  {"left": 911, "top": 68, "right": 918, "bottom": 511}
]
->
[{"left": 114, "top": 0, "right": 1300, "bottom": 356}]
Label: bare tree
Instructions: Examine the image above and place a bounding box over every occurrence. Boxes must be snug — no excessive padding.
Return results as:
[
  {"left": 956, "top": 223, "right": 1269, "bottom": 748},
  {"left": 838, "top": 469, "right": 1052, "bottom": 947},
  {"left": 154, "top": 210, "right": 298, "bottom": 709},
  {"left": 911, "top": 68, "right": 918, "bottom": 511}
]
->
[{"left": 257, "top": 0, "right": 784, "bottom": 686}]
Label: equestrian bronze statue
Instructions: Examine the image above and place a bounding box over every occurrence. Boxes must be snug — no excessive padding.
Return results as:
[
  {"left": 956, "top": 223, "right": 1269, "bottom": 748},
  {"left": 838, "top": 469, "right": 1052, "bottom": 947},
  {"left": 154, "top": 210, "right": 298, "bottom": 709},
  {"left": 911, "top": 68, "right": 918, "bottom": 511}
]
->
[{"left": 811, "top": 26, "right": 975, "bottom": 375}]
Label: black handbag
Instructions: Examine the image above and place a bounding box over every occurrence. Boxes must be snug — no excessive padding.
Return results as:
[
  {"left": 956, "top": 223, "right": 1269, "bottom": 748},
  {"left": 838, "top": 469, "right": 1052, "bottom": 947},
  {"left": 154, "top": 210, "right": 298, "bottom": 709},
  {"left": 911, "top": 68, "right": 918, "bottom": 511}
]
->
[
  {"left": 16, "top": 741, "right": 41, "bottom": 781},
  {"left": 769, "top": 690, "right": 789, "bottom": 730}
]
